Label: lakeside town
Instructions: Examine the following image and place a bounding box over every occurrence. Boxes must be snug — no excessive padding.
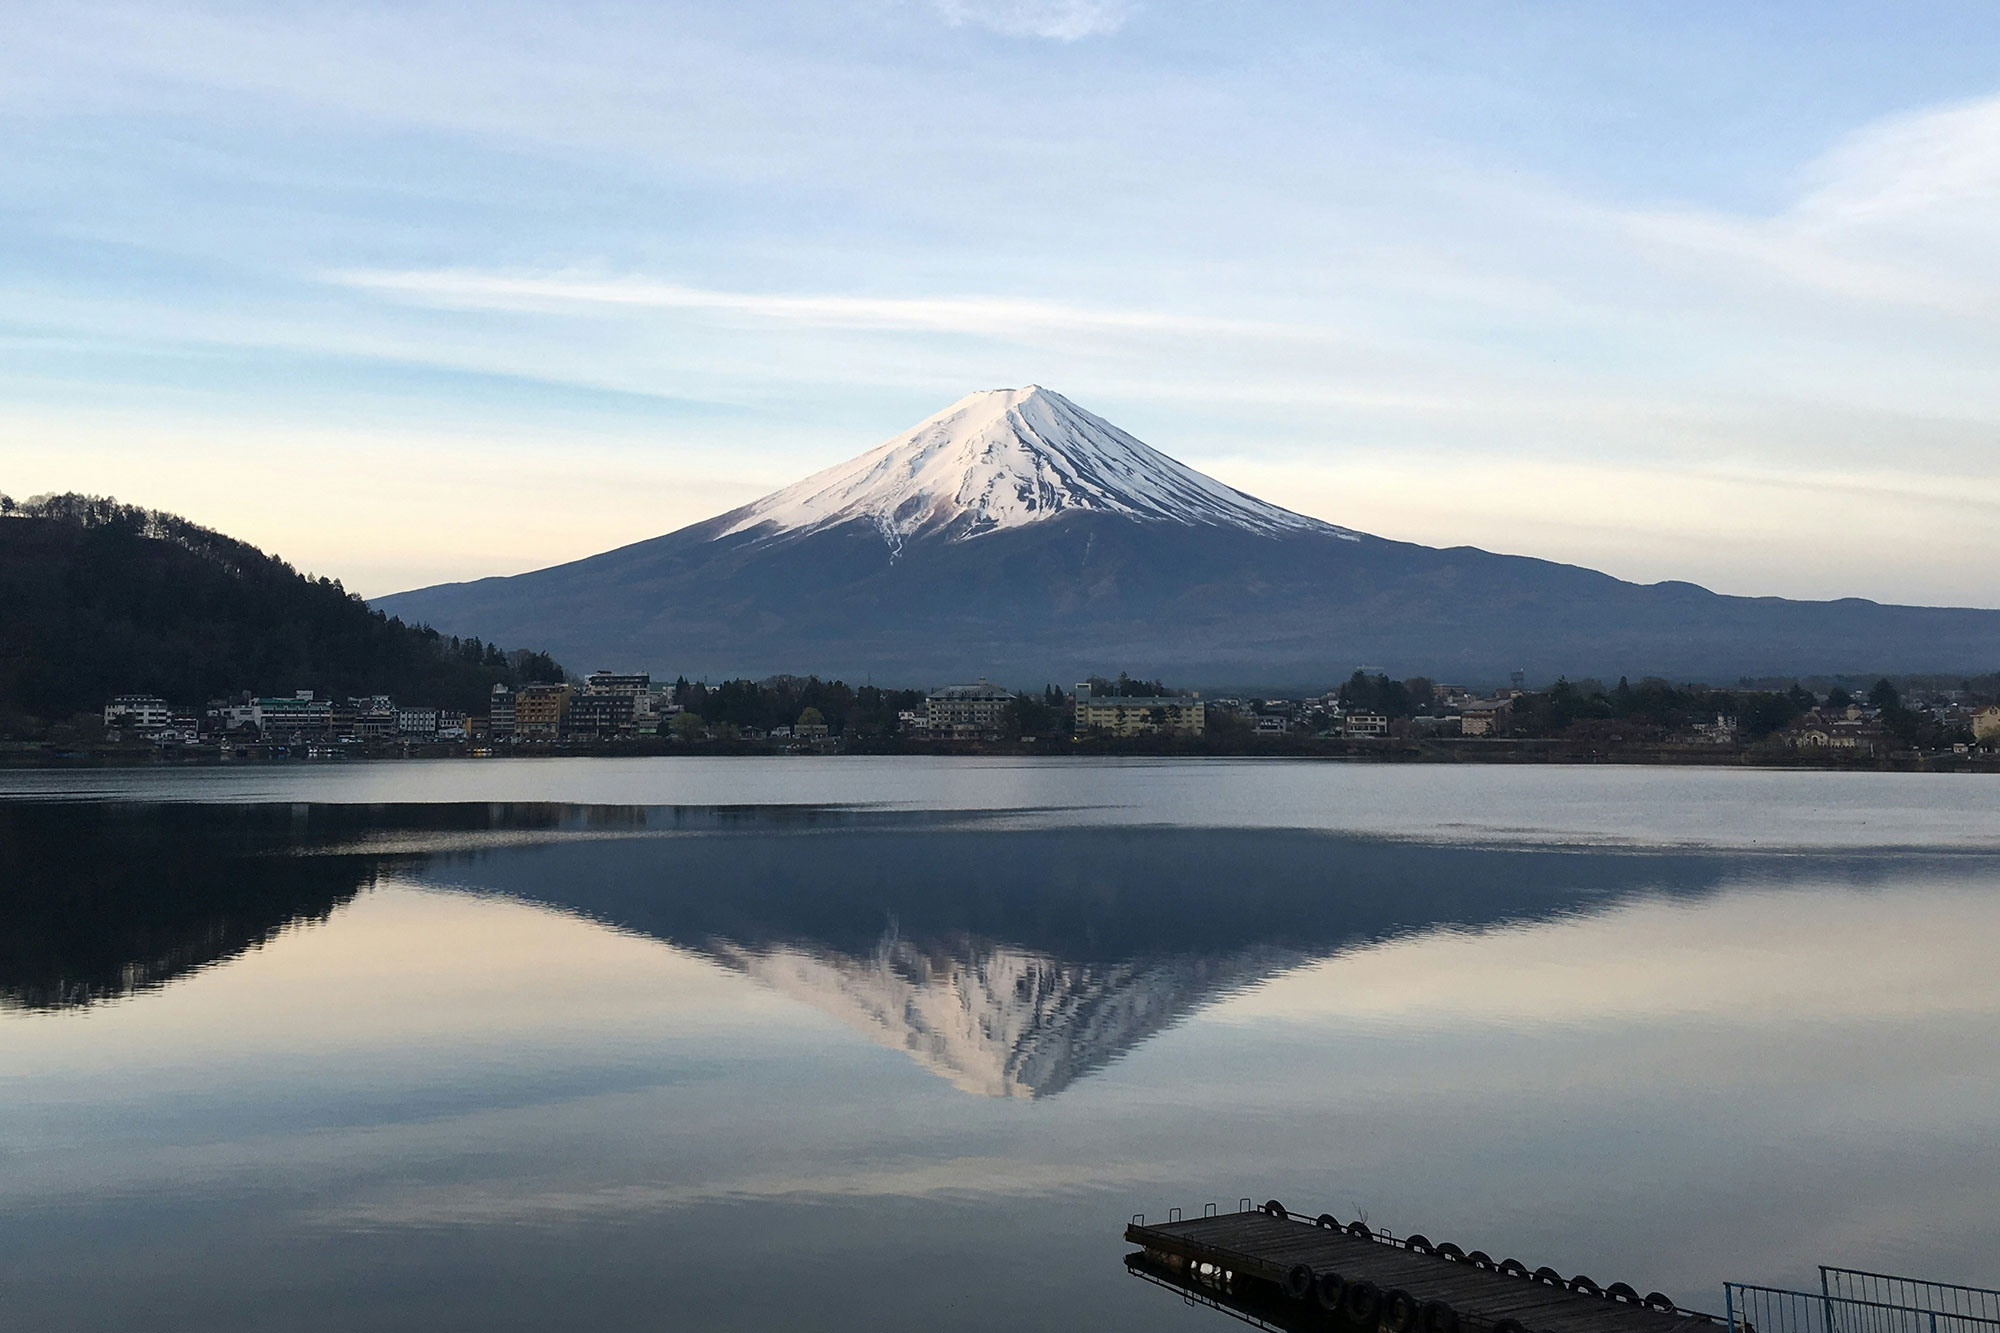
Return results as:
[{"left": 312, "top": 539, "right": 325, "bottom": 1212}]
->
[{"left": 51, "top": 668, "right": 2000, "bottom": 768}]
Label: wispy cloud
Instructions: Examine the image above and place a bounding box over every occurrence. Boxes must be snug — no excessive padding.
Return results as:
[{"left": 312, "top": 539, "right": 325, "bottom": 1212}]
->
[
  {"left": 1618, "top": 208, "right": 1979, "bottom": 314},
  {"left": 1620, "top": 92, "right": 2000, "bottom": 315},
  {"left": 928, "top": 0, "right": 1134, "bottom": 41},
  {"left": 333, "top": 268, "right": 1325, "bottom": 342},
  {"left": 1795, "top": 93, "right": 2000, "bottom": 228}
]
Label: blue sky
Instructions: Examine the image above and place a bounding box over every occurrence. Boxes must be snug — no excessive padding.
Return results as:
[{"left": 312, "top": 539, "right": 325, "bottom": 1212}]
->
[{"left": 5, "top": 1, "right": 2000, "bottom": 603}]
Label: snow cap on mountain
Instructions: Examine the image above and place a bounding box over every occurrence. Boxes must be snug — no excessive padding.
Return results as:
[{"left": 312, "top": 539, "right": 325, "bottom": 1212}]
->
[
  {"left": 719, "top": 385, "right": 1353, "bottom": 553},
  {"left": 708, "top": 930, "right": 1298, "bottom": 1099}
]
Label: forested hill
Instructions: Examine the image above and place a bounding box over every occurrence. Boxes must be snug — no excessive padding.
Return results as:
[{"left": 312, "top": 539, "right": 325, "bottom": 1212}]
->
[{"left": 0, "top": 494, "right": 566, "bottom": 730}]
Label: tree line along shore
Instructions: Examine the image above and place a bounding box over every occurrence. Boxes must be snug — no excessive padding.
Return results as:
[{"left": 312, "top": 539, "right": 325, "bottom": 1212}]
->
[
  {"left": 5, "top": 492, "right": 1997, "bottom": 770},
  {"left": 20, "top": 670, "right": 2000, "bottom": 771}
]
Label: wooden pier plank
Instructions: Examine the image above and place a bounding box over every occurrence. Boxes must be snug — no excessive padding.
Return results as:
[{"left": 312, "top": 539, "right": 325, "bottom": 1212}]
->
[{"left": 1126, "top": 1211, "right": 1707, "bottom": 1333}]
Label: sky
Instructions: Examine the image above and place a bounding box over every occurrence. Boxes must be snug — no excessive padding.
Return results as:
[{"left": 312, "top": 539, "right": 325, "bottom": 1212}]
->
[{"left": 4, "top": 1, "right": 2000, "bottom": 605}]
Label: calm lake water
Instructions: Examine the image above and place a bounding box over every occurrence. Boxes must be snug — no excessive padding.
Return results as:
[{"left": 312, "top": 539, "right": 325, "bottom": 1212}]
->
[{"left": 3, "top": 758, "right": 1998, "bottom": 1330}]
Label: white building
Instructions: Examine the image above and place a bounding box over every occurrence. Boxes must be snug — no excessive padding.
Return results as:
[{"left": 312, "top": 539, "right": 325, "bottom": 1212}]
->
[
  {"left": 1344, "top": 712, "right": 1389, "bottom": 738},
  {"left": 1689, "top": 714, "right": 1738, "bottom": 744},
  {"left": 585, "top": 671, "right": 650, "bottom": 697},
  {"left": 397, "top": 708, "right": 439, "bottom": 736},
  {"left": 927, "top": 681, "right": 1013, "bottom": 737},
  {"left": 104, "top": 695, "right": 172, "bottom": 731},
  {"left": 216, "top": 702, "right": 260, "bottom": 734},
  {"left": 488, "top": 683, "right": 516, "bottom": 739}
]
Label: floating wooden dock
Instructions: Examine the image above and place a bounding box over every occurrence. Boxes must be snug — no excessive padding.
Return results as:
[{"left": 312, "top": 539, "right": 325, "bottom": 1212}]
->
[{"left": 1126, "top": 1201, "right": 1718, "bottom": 1333}]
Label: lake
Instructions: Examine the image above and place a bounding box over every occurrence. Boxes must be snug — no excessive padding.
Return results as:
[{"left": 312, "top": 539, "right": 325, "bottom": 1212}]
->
[{"left": 3, "top": 758, "right": 1998, "bottom": 1330}]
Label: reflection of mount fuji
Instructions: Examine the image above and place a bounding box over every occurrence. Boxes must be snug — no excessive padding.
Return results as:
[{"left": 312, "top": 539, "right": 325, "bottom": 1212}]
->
[
  {"left": 432, "top": 818, "right": 1691, "bottom": 1098},
  {"left": 711, "top": 931, "right": 1300, "bottom": 1098},
  {"left": 14, "top": 802, "right": 1991, "bottom": 1098},
  {"left": 409, "top": 809, "right": 1990, "bottom": 1099}
]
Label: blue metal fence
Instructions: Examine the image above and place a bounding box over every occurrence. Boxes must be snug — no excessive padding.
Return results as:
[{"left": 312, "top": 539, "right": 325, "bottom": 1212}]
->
[
  {"left": 1725, "top": 1282, "right": 2000, "bottom": 1333},
  {"left": 1821, "top": 1268, "right": 2000, "bottom": 1329}
]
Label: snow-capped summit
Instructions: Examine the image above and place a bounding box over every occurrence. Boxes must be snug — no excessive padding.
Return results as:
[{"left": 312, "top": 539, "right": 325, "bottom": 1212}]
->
[
  {"left": 718, "top": 385, "right": 1353, "bottom": 553},
  {"left": 376, "top": 383, "right": 2000, "bottom": 686},
  {"left": 705, "top": 928, "right": 1301, "bottom": 1099}
]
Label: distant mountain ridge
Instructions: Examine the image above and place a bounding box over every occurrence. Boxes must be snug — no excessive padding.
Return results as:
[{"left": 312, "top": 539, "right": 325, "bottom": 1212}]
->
[{"left": 374, "top": 387, "right": 2000, "bottom": 685}]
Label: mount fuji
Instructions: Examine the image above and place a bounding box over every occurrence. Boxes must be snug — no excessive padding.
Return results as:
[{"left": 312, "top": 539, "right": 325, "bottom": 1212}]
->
[
  {"left": 376, "top": 386, "right": 2000, "bottom": 684},
  {"left": 711, "top": 384, "right": 1347, "bottom": 551}
]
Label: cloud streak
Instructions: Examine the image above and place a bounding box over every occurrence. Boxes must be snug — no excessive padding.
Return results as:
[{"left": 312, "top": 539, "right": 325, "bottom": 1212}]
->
[
  {"left": 928, "top": 0, "right": 1134, "bottom": 41},
  {"left": 334, "top": 268, "right": 1326, "bottom": 342}
]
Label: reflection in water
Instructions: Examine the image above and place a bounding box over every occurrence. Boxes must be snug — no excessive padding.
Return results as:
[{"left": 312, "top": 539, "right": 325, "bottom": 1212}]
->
[
  {"left": 414, "top": 814, "right": 1987, "bottom": 1099},
  {"left": 0, "top": 803, "right": 385, "bottom": 1009},
  {"left": 1126, "top": 1249, "right": 1323, "bottom": 1333},
  {"left": 710, "top": 934, "right": 1300, "bottom": 1098},
  {"left": 6, "top": 801, "right": 1984, "bottom": 1101},
  {"left": 5, "top": 792, "right": 2000, "bottom": 1333}
]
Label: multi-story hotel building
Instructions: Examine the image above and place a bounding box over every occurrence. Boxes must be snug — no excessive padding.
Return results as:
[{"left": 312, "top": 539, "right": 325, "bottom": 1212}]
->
[
  {"left": 103, "top": 694, "right": 172, "bottom": 730},
  {"left": 1072, "top": 681, "right": 1205, "bottom": 737},
  {"left": 513, "top": 683, "right": 572, "bottom": 739},
  {"left": 925, "top": 681, "right": 1013, "bottom": 738},
  {"left": 489, "top": 683, "right": 516, "bottom": 739}
]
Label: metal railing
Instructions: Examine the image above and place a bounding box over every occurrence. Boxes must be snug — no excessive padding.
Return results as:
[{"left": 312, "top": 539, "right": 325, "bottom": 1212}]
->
[
  {"left": 1821, "top": 1269, "right": 2000, "bottom": 1328},
  {"left": 1725, "top": 1282, "right": 2000, "bottom": 1333}
]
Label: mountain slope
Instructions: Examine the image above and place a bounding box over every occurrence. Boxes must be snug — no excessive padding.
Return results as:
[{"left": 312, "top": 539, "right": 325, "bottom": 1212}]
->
[
  {"left": 375, "top": 388, "right": 2000, "bottom": 684},
  {"left": 717, "top": 384, "right": 1350, "bottom": 551},
  {"left": 0, "top": 494, "right": 566, "bottom": 726}
]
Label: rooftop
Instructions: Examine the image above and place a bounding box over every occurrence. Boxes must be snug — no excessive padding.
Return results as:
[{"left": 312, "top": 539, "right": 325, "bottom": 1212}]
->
[{"left": 929, "top": 682, "right": 1012, "bottom": 701}]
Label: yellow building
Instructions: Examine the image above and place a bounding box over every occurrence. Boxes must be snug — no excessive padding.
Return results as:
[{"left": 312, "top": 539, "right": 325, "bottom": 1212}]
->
[
  {"left": 1974, "top": 705, "right": 2000, "bottom": 742},
  {"left": 513, "top": 683, "right": 573, "bottom": 739},
  {"left": 1073, "top": 682, "right": 1205, "bottom": 736}
]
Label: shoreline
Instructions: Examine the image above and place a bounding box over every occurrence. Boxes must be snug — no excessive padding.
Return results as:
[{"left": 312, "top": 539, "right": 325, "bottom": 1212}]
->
[{"left": 6, "top": 735, "right": 1996, "bottom": 773}]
